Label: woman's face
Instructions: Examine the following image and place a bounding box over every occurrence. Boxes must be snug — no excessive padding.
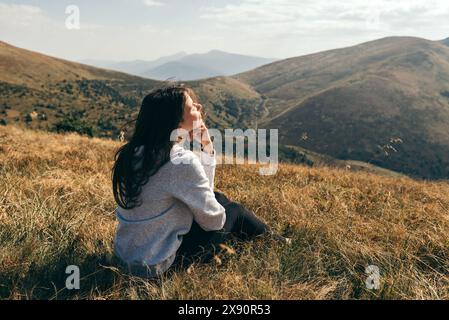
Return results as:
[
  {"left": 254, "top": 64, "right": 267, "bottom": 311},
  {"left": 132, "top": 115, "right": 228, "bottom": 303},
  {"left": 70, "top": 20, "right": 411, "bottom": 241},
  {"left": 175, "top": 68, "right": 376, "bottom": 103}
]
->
[{"left": 178, "top": 93, "right": 202, "bottom": 132}]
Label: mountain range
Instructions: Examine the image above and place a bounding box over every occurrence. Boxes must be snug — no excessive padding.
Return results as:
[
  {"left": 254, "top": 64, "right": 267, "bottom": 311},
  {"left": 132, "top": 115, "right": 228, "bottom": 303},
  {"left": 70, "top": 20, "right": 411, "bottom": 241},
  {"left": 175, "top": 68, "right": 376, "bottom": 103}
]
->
[
  {"left": 1, "top": 37, "right": 449, "bottom": 179},
  {"left": 81, "top": 50, "right": 276, "bottom": 81}
]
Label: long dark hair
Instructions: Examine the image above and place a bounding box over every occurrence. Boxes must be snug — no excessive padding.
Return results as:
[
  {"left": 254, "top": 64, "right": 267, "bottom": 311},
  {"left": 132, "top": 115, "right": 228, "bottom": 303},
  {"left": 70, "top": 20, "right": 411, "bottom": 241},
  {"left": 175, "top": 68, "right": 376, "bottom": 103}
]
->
[{"left": 112, "top": 85, "right": 200, "bottom": 209}]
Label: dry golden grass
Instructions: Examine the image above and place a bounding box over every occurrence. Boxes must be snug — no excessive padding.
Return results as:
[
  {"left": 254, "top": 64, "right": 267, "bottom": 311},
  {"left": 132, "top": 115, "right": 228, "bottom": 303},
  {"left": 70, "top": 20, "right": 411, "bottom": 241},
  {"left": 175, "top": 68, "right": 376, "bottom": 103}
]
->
[{"left": 0, "top": 125, "right": 448, "bottom": 300}]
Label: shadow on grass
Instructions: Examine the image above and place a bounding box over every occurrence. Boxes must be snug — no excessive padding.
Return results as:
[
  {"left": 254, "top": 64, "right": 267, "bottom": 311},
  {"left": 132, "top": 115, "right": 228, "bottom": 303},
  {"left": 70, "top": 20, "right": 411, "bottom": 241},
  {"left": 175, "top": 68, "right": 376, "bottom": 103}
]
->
[
  {"left": 0, "top": 238, "right": 248, "bottom": 300},
  {"left": 0, "top": 251, "right": 126, "bottom": 299}
]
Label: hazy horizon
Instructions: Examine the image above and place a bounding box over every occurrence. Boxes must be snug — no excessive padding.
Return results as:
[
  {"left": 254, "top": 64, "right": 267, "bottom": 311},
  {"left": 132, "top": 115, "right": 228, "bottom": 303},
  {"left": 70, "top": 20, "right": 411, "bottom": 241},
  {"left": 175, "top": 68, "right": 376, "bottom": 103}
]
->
[
  {"left": 78, "top": 49, "right": 277, "bottom": 64},
  {"left": 1, "top": 0, "right": 449, "bottom": 62}
]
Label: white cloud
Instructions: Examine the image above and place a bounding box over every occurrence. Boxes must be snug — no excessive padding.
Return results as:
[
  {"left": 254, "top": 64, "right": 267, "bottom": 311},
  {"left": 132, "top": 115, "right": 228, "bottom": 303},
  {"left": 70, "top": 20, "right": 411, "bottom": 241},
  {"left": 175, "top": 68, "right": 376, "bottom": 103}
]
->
[
  {"left": 1, "top": 0, "right": 449, "bottom": 62},
  {"left": 200, "top": 0, "right": 449, "bottom": 35},
  {"left": 198, "top": 0, "right": 449, "bottom": 58},
  {"left": 143, "top": 0, "right": 165, "bottom": 7},
  {"left": 0, "top": 3, "right": 46, "bottom": 28},
  {"left": 0, "top": 1, "right": 195, "bottom": 61}
]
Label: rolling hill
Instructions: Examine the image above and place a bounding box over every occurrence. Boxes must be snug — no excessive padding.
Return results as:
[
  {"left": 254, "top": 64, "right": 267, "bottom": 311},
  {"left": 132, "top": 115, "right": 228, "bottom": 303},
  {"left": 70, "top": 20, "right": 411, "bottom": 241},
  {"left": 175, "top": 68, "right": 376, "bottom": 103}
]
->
[
  {"left": 2, "top": 37, "right": 449, "bottom": 179},
  {"left": 0, "top": 41, "right": 151, "bottom": 87},
  {"left": 0, "top": 40, "right": 161, "bottom": 138},
  {"left": 0, "top": 41, "right": 264, "bottom": 139},
  {"left": 0, "top": 124, "right": 448, "bottom": 299},
  {"left": 235, "top": 37, "right": 449, "bottom": 179}
]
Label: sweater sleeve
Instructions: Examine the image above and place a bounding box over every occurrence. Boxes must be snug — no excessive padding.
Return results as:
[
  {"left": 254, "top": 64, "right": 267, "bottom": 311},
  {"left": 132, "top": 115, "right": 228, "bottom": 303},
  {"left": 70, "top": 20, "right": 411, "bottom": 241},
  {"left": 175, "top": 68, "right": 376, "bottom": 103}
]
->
[
  {"left": 169, "top": 152, "right": 226, "bottom": 232},
  {"left": 192, "top": 148, "right": 217, "bottom": 190}
]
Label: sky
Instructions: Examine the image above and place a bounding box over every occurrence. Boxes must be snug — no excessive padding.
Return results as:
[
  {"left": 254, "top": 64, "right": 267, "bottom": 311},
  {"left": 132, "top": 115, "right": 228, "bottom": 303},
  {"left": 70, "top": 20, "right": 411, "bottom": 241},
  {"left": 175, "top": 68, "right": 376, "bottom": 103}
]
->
[{"left": 1, "top": 0, "right": 449, "bottom": 62}]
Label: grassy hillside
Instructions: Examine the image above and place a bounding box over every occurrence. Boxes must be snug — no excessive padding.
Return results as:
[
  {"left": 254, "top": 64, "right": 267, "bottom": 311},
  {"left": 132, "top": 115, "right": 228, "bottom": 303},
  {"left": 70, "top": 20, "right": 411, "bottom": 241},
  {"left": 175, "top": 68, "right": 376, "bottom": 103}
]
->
[
  {"left": 0, "top": 41, "right": 162, "bottom": 138},
  {"left": 0, "top": 125, "right": 448, "bottom": 299},
  {"left": 188, "top": 76, "right": 262, "bottom": 129},
  {"left": 0, "top": 41, "right": 149, "bottom": 87},
  {"left": 0, "top": 41, "right": 328, "bottom": 170},
  {"left": 0, "top": 41, "right": 262, "bottom": 139},
  {"left": 235, "top": 37, "right": 449, "bottom": 179},
  {"left": 3, "top": 37, "right": 449, "bottom": 179}
]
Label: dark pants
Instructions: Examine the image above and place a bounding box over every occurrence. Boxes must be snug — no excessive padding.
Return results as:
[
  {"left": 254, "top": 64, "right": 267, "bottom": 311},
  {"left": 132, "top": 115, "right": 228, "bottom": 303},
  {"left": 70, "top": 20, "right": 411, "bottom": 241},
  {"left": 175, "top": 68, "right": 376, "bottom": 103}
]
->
[{"left": 174, "top": 191, "right": 270, "bottom": 266}]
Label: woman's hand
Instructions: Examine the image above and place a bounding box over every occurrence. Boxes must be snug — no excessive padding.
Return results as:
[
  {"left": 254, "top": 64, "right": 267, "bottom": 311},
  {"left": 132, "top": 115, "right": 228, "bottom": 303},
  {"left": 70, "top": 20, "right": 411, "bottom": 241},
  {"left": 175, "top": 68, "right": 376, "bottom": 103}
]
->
[{"left": 190, "top": 118, "right": 214, "bottom": 154}]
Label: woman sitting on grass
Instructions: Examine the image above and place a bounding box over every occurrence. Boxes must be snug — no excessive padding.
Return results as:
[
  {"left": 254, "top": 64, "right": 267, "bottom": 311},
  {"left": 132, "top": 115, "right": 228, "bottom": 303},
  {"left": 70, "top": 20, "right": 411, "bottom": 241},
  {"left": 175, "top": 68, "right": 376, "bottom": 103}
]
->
[{"left": 112, "top": 85, "right": 288, "bottom": 278}]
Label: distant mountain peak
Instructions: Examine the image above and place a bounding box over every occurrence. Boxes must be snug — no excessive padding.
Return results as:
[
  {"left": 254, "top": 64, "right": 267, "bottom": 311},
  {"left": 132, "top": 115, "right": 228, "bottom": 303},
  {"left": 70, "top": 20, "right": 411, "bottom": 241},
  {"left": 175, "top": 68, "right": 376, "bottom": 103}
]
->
[
  {"left": 207, "top": 49, "right": 227, "bottom": 54},
  {"left": 140, "top": 50, "right": 277, "bottom": 81},
  {"left": 73, "top": 48, "right": 276, "bottom": 80}
]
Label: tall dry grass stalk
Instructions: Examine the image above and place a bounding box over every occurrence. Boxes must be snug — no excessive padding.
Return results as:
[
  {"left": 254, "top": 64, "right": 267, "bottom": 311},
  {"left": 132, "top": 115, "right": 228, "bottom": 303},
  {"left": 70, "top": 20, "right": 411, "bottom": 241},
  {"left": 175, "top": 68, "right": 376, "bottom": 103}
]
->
[{"left": 0, "top": 125, "right": 448, "bottom": 299}]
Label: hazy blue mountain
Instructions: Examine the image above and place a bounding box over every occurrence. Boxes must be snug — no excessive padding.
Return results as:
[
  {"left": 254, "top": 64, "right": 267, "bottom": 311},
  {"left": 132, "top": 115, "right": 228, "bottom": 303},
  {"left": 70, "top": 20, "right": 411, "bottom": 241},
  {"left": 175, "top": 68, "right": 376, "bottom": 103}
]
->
[
  {"left": 144, "top": 61, "right": 222, "bottom": 81},
  {"left": 81, "top": 50, "right": 276, "bottom": 80},
  {"left": 141, "top": 50, "right": 277, "bottom": 80},
  {"left": 80, "top": 59, "right": 118, "bottom": 69},
  {"left": 80, "top": 51, "right": 188, "bottom": 76}
]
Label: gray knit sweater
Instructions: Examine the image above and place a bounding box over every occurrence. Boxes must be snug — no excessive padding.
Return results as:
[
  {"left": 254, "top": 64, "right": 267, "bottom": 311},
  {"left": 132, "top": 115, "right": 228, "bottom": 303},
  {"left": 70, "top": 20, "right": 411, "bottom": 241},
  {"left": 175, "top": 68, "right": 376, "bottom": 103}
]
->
[{"left": 113, "top": 139, "right": 226, "bottom": 277}]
